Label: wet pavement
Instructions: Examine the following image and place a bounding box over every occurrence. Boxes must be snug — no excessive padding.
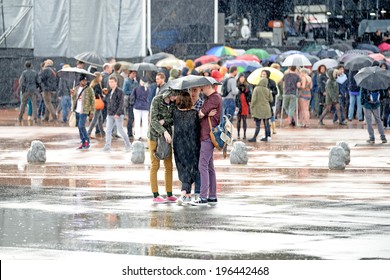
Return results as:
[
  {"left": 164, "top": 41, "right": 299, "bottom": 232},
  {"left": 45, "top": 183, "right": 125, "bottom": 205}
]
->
[{"left": 0, "top": 108, "right": 389, "bottom": 260}]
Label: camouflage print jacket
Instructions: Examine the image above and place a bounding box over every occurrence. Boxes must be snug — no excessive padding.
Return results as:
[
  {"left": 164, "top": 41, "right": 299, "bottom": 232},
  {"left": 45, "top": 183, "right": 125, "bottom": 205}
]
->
[{"left": 148, "top": 89, "right": 177, "bottom": 142}]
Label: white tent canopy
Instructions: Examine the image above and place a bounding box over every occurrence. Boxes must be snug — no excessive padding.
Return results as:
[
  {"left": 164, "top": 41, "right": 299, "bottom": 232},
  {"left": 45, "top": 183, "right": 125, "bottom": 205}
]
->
[{"left": 0, "top": 0, "right": 145, "bottom": 58}]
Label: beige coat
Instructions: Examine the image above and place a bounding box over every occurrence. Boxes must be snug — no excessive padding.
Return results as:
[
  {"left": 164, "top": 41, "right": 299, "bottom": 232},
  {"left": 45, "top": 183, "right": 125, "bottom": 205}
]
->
[{"left": 250, "top": 78, "right": 273, "bottom": 119}]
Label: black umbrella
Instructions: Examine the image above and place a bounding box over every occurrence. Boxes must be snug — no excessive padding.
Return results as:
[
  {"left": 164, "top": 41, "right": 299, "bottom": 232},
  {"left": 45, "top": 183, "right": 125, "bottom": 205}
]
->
[
  {"left": 354, "top": 66, "right": 390, "bottom": 91},
  {"left": 143, "top": 52, "right": 174, "bottom": 64},
  {"left": 74, "top": 52, "right": 107, "bottom": 67},
  {"left": 344, "top": 55, "right": 374, "bottom": 71},
  {"left": 129, "top": 62, "right": 158, "bottom": 72},
  {"left": 317, "top": 49, "right": 341, "bottom": 59},
  {"left": 330, "top": 43, "right": 353, "bottom": 52},
  {"left": 356, "top": 43, "right": 380, "bottom": 54}
]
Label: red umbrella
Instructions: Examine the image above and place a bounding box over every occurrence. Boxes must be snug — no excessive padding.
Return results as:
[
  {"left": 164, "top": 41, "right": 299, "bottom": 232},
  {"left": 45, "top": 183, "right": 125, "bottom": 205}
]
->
[
  {"left": 368, "top": 53, "right": 386, "bottom": 61},
  {"left": 194, "top": 55, "right": 220, "bottom": 65},
  {"left": 234, "top": 54, "right": 260, "bottom": 62},
  {"left": 378, "top": 42, "right": 390, "bottom": 52}
]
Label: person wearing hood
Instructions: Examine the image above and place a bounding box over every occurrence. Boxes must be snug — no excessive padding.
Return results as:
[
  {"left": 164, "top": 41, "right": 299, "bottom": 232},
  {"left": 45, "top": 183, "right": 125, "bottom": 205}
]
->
[
  {"left": 248, "top": 78, "right": 273, "bottom": 142},
  {"left": 148, "top": 88, "right": 179, "bottom": 204},
  {"left": 169, "top": 68, "right": 180, "bottom": 80},
  {"left": 235, "top": 73, "right": 251, "bottom": 139},
  {"left": 131, "top": 77, "right": 150, "bottom": 140},
  {"left": 318, "top": 69, "right": 345, "bottom": 126},
  {"left": 261, "top": 69, "right": 278, "bottom": 134}
]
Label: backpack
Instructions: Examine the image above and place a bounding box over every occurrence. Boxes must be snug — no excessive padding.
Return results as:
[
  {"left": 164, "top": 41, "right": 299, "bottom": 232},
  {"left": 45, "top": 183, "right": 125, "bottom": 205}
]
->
[
  {"left": 367, "top": 91, "right": 380, "bottom": 104},
  {"left": 221, "top": 77, "right": 233, "bottom": 97},
  {"left": 208, "top": 115, "right": 233, "bottom": 158}
]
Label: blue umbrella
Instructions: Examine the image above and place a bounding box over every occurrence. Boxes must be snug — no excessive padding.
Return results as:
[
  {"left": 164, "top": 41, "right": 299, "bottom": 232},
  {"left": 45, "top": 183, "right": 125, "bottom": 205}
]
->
[{"left": 356, "top": 44, "right": 380, "bottom": 54}]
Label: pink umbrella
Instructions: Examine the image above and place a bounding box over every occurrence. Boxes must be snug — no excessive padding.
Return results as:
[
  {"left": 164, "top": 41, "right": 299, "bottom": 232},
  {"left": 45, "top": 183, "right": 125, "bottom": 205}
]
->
[
  {"left": 378, "top": 42, "right": 390, "bottom": 52},
  {"left": 234, "top": 54, "right": 260, "bottom": 62},
  {"left": 368, "top": 53, "right": 386, "bottom": 61},
  {"left": 194, "top": 55, "right": 220, "bottom": 65}
]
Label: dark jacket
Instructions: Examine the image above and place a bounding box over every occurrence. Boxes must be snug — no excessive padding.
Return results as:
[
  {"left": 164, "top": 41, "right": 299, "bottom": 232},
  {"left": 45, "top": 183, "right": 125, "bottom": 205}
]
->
[
  {"left": 316, "top": 72, "right": 327, "bottom": 94},
  {"left": 38, "top": 67, "right": 58, "bottom": 91},
  {"left": 131, "top": 85, "right": 150, "bottom": 111},
  {"left": 325, "top": 69, "right": 339, "bottom": 105},
  {"left": 361, "top": 88, "right": 386, "bottom": 110},
  {"left": 57, "top": 78, "right": 72, "bottom": 97},
  {"left": 19, "top": 69, "right": 39, "bottom": 93},
  {"left": 348, "top": 70, "right": 360, "bottom": 92},
  {"left": 235, "top": 83, "right": 251, "bottom": 114},
  {"left": 106, "top": 87, "right": 125, "bottom": 116}
]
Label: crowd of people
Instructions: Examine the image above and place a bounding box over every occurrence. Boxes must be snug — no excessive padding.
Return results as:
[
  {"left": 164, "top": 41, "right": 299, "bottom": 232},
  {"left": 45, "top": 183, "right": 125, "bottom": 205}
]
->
[{"left": 16, "top": 48, "right": 390, "bottom": 205}]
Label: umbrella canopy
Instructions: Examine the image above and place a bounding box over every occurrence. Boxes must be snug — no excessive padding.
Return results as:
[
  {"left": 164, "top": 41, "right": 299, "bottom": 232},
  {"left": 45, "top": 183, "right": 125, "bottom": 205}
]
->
[
  {"left": 247, "top": 67, "right": 284, "bottom": 85},
  {"left": 368, "top": 53, "right": 386, "bottom": 61},
  {"left": 330, "top": 43, "right": 353, "bottom": 52},
  {"left": 167, "top": 75, "right": 221, "bottom": 90},
  {"left": 301, "top": 44, "right": 325, "bottom": 55},
  {"left": 143, "top": 52, "right": 174, "bottom": 64},
  {"left": 383, "top": 51, "right": 390, "bottom": 57},
  {"left": 346, "top": 49, "right": 373, "bottom": 55},
  {"left": 354, "top": 66, "right": 390, "bottom": 91},
  {"left": 206, "top": 45, "right": 237, "bottom": 57},
  {"left": 244, "top": 48, "right": 270, "bottom": 60},
  {"left": 156, "top": 57, "right": 185, "bottom": 68},
  {"left": 344, "top": 55, "right": 374, "bottom": 71},
  {"left": 338, "top": 53, "right": 361, "bottom": 63},
  {"left": 194, "top": 55, "right": 220, "bottom": 65},
  {"left": 265, "top": 47, "right": 281, "bottom": 55},
  {"left": 378, "top": 42, "right": 390, "bottom": 52},
  {"left": 195, "top": 63, "right": 220, "bottom": 73},
  {"left": 303, "top": 53, "right": 320, "bottom": 64},
  {"left": 282, "top": 54, "right": 312, "bottom": 67},
  {"left": 129, "top": 62, "right": 159, "bottom": 72},
  {"left": 317, "top": 49, "right": 342, "bottom": 59},
  {"left": 275, "top": 50, "right": 302, "bottom": 63},
  {"left": 224, "top": 60, "right": 261, "bottom": 69},
  {"left": 312, "top": 58, "right": 339, "bottom": 71},
  {"left": 234, "top": 54, "right": 260, "bottom": 62},
  {"left": 356, "top": 43, "right": 380, "bottom": 53},
  {"left": 74, "top": 52, "right": 107, "bottom": 67},
  {"left": 58, "top": 67, "right": 96, "bottom": 85}
]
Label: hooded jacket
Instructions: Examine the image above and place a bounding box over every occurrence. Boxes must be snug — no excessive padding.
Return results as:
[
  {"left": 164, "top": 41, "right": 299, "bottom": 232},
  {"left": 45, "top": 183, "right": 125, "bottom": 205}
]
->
[
  {"left": 250, "top": 78, "right": 273, "bottom": 119},
  {"left": 148, "top": 89, "right": 177, "bottom": 142},
  {"left": 325, "top": 69, "right": 339, "bottom": 105}
]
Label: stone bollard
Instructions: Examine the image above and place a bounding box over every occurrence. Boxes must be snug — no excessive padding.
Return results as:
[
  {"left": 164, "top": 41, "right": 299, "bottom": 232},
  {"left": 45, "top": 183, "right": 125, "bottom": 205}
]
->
[
  {"left": 131, "top": 141, "right": 145, "bottom": 164},
  {"left": 230, "top": 141, "right": 248, "bottom": 164},
  {"left": 328, "top": 146, "right": 346, "bottom": 170},
  {"left": 27, "top": 140, "right": 46, "bottom": 163},
  {"left": 336, "top": 141, "right": 350, "bottom": 165}
]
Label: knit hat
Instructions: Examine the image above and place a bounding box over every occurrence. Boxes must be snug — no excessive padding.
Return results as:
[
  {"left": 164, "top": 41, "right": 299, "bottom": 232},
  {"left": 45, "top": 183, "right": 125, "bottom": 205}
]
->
[{"left": 185, "top": 59, "right": 195, "bottom": 70}]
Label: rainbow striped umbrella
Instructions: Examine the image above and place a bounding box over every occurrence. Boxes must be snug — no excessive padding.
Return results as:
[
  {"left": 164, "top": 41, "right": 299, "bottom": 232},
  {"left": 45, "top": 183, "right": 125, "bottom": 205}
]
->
[{"left": 206, "top": 46, "right": 237, "bottom": 57}]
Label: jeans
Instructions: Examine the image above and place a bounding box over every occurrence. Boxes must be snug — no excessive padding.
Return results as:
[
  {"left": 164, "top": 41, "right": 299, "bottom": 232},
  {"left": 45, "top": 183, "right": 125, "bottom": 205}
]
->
[
  {"left": 253, "top": 117, "right": 270, "bottom": 138},
  {"left": 127, "top": 106, "right": 134, "bottom": 137},
  {"left": 363, "top": 107, "right": 386, "bottom": 141},
  {"left": 222, "top": 98, "right": 236, "bottom": 122},
  {"left": 199, "top": 139, "right": 217, "bottom": 200},
  {"left": 88, "top": 109, "right": 104, "bottom": 135},
  {"left": 104, "top": 115, "right": 131, "bottom": 149},
  {"left": 43, "top": 90, "right": 57, "bottom": 121},
  {"left": 148, "top": 139, "right": 173, "bottom": 194},
  {"left": 61, "top": 95, "right": 71, "bottom": 122},
  {"left": 348, "top": 93, "right": 363, "bottom": 121},
  {"left": 76, "top": 113, "right": 89, "bottom": 143}
]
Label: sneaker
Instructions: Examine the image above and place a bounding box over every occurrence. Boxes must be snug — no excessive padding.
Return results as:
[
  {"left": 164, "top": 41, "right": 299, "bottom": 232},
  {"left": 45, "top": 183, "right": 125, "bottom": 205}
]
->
[
  {"left": 190, "top": 197, "right": 208, "bottom": 206},
  {"left": 125, "top": 145, "right": 132, "bottom": 152},
  {"left": 102, "top": 146, "right": 111, "bottom": 152},
  {"left": 177, "top": 196, "right": 191, "bottom": 205},
  {"left": 248, "top": 138, "right": 256, "bottom": 142},
  {"left": 366, "top": 139, "right": 375, "bottom": 144},
  {"left": 260, "top": 137, "right": 269, "bottom": 142},
  {"left": 82, "top": 141, "right": 90, "bottom": 149},
  {"left": 339, "top": 121, "right": 347, "bottom": 126},
  {"left": 207, "top": 198, "right": 218, "bottom": 206},
  {"left": 166, "top": 195, "right": 178, "bottom": 203},
  {"left": 76, "top": 143, "right": 84, "bottom": 150},
  {"left": 381, "top": 138, "right": 387, "bottom": 144},
  {"left": 153, "top": 196, "right": 167, "bottom": 204},
  {"left": 193, "top": 193, "right": 200, "bottom": 201}
]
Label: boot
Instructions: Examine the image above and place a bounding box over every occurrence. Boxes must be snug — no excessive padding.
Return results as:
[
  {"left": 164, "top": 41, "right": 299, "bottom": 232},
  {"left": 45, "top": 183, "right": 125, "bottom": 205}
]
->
[
  {"left": 271, "top": 122, "right": 276, "bottom": 134},
  {"left": 248, "top": 126, "right": 260, "bottom": 142},
  {"left": 243, "top": 130, "right": 246, "bottom": 140}
]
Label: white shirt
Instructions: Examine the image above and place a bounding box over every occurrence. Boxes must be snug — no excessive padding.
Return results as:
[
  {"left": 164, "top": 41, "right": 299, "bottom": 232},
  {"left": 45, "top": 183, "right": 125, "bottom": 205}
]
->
[{"left": 75, "top": 87, "right": 83, "bottom": 113}]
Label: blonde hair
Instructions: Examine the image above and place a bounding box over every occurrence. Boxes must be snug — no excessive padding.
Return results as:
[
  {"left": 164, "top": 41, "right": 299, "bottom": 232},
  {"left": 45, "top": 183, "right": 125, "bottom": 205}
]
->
[{"left": 90, "top": 72, "right": 102, "bottom": 88}]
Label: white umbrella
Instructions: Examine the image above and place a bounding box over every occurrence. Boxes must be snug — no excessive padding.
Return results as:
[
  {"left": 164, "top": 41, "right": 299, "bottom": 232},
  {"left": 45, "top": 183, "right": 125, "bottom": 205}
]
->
[
  {"left": 282, "top": 54, "right": 312, "bottom": 67},
  {"left": 312, "top": 58, "right": 339, "bottom": 71}
]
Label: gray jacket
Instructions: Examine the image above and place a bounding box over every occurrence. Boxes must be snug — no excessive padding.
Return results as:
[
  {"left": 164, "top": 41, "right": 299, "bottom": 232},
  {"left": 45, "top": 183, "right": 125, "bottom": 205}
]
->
[
  {"left": 225, "top": 76, "right": 238, "bottom": 99},
  {"left": 38, "top": 67, "right": 58, "bottom": 91},
  {"left": 19, "top": 69, "right": 39, "bottom": 93}
]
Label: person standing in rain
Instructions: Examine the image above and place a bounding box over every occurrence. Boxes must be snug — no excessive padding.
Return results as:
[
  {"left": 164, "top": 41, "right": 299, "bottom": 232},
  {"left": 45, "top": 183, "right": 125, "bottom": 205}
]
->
[
  {"left": 102, "top": 76, "right": 132, "bottom": 152},
  {"left": 222, "top": 66, "right": 238, "bottom": 123},
  {"left": 282, "top": 66, "right": 301, "bottom": 127},
  {"left": 298, "top": 68, "right": 312, "bottom": 128},
  {"left": 148, "top": 89, "right": 179, "bottom": 204},
  {"left": 348, "top": 70, "right": 363, "bottom": 122},
  {"left": 38, "top": 59, "right": 58, "bottom": 122},
  {"left": 361, "top": 87, "right": 387, "bottom": 144},
  {"left": 173, "top": 91, "right": 201, "bottom": 205},
  {"left": 191, "top": 82, "right": 222, "bottom": 206},
  {"left": 87, "top": 72, "right": 105, "bottom": 138},
  {"left": 17, "top": 60, "right": 39, "bottom": 123},
  {"left": 123, "top": 70, "right": 138, "bottom": 140},
  {"left": 235, "top": 73, "right": 251, "bottom": 140},
  {"left": 70, "top": 74, "right": 95, "bottom": 149},
  {"left": 57, "top": 64, "right": 73, "bottom": 123}
]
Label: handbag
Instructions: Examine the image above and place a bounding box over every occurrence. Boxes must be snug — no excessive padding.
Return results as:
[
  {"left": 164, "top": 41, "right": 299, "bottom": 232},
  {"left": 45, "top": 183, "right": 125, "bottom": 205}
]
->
[
  {"left": 95, "top": 96, "right": 104, "bottom": 110},
  {"left": 153, "top": 135, "right": 171, "bottom": 160},
  {"left": 208, "top": 115, "right": 233, "bottom": 158},
  {"left": 69, "top": 111, "right": 76, "bottom": 127}
]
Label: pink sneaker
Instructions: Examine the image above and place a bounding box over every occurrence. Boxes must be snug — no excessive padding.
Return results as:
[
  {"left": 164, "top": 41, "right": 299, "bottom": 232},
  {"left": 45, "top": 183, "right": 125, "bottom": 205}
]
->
[
  {"left": 152, "top": 196, "right": 167, "bottom": 204},
  {"left": 166, "top": 195, "right": 178, "bottom": 203}
]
